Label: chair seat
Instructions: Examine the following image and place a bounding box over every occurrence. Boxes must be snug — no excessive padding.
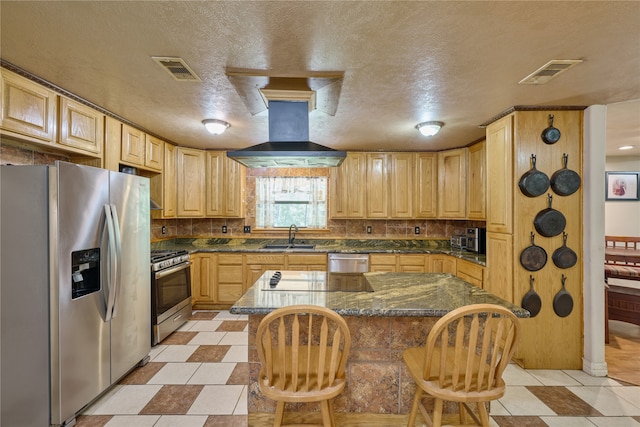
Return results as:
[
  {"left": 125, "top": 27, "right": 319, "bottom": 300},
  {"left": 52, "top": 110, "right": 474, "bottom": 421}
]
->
[{"left": 403, "top": 346, "right": 506, "bottom": 403}]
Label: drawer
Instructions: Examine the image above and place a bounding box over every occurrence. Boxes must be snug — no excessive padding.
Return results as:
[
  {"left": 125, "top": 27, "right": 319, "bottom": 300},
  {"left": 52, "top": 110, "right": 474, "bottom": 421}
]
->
[
  {"left": 218, "top": 253, "right": 243, "bottom": 265},
  {"left": 369, "top": 254, "right": 396, "bottom": 265},
  {"left": 399, "top": 254, "right": 427, "bottom": 266},
  {"left": 287, "top": 254, "right": 327, "bottom": 265},
  {"left": 245, "top": 253, "right": 286, "bottom": 264}
]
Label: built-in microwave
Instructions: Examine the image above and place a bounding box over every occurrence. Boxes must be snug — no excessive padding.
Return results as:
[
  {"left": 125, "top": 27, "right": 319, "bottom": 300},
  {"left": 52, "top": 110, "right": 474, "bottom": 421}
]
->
[{"left": 465, "top": 228, "right": 486, "bottom": 254}]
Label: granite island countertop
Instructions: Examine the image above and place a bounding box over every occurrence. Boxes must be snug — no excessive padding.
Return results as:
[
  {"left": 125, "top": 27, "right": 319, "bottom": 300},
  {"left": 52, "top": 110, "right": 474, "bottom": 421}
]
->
[
  {"left": 230, "top": 271, "right": 528, "bottom": 318},
  {"left": 151, "top": 238, "right": 486, "bottom": 266}
]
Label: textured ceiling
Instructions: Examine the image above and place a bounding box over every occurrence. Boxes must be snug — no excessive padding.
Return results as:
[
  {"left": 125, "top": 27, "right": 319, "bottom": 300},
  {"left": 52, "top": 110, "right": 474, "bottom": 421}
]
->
[{"left": 1, "top": 1, "right": 638, "bottom": 157}]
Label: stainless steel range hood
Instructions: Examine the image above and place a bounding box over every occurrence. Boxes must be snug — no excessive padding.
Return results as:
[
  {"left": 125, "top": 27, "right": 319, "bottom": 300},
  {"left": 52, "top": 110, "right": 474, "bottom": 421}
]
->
[{"left": 227, "top": 100, "right": 346, "bottom": 168}]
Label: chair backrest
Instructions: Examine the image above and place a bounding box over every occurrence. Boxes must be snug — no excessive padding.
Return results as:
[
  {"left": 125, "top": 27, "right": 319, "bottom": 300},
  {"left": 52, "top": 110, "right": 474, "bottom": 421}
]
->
[
  {"left": 256, "top": 305, "right": 352, "bottom": 394},
  {"left": 421, "top": 304, "right": 521, "bottom": 394}
]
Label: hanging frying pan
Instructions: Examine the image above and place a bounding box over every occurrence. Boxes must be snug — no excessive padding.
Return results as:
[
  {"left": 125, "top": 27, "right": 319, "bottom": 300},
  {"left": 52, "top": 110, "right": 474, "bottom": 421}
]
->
[
  {"left": 534, "top": 194, "right": 566, "bottom": 237},
  {"left": 553, "top": 274, "right": 574, "bottom": 317},
  {"left": 550, "top": 153, "right": 581, "bottom": 196},
  {"left": 552, "top": 232, "right": 577, "bottom": 269},
  {"left": 519, "top": 154, "right": 550, "bottom": 197},
  {"left": 541, "top": 114, "right": 561, "bottom": 144},
  {"left": 521, "top": 275, "right": 542, "bottom": 317},
  {"left": 520, "top": 232, "right": 547, "bottom": 271}
]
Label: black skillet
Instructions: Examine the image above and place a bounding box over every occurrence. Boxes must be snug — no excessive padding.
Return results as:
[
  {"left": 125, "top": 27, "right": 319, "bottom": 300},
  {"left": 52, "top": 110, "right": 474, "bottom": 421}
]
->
[
  {"left": 550, "top": 153, "right": 581, "bottom": 196},
  {"left": 553, "top": 274, "right": 574, "bottom": 317},
  {"left": 552, "top": 232, "right": 577, "bottom": 269},
  {"left": 522, "top": 275, "right": 542, "bottom": 317},
  {"left": 519, "top": 154, "right": 550, "bottom": 197},
  {"left": 541, "top": 114, "right": 561, "bottom": 144},
  {"left": 520, "top": 232, "right": 547, "bottom": 272},
  {"left": 534, "top": 194, "right": 566, "bottom": 237}
]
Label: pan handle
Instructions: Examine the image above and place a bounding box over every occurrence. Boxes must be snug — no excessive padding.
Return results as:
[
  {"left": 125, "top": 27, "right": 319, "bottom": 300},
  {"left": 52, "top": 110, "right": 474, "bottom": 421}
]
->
[{"left": 547, "top": 193, "right": 553, "bottom": 208}]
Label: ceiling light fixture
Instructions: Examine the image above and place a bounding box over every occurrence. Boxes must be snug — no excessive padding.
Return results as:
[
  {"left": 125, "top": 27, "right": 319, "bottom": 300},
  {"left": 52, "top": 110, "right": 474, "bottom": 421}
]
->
[
  {"left": 619, "top": 145, "right": 635, "bottom": 150},
  {"left": 416, "top": 121, "right": 444, "bottom": 137},
  {"left": 202, "top": 119, "right": 230, "bottom": 135}
]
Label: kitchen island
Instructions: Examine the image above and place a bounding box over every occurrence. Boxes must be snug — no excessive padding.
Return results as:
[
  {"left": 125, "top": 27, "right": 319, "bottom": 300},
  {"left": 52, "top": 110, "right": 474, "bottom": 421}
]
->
[{"left": 230, "top": 271, "right": 527, "bottom": 417}]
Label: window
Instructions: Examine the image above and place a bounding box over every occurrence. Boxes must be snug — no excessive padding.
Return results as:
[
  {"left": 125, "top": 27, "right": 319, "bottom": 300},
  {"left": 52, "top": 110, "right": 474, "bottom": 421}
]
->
[{"left": 255, "top": 177, "right": 327, "bottom": 229}]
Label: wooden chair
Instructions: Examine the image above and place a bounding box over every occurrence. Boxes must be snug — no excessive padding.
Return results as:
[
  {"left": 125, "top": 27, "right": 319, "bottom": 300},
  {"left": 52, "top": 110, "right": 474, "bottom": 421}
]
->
[
  {"left": 256, "top": 305, "right": 352, "bottom": 427},
  {"left": 403, "top": 304, "right": 521, "bottom": 427}
]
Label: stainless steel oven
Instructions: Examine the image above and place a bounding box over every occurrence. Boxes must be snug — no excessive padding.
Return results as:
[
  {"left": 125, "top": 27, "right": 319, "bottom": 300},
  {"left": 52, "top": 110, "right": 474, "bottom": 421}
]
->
[{"left": 151, "top": 250, "right": 192, "bottom": 345}]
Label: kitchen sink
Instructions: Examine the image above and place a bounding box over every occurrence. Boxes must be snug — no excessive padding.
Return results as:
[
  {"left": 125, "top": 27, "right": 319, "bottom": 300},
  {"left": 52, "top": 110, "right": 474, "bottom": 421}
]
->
[{"left": 261, "top": 244, "right": 316, "bottom": 250}]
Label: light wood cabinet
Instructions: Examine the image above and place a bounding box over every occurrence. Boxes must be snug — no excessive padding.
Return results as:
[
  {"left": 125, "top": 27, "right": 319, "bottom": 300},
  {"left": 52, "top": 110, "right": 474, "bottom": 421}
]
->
[
  {"left": 398, "top": 254, "right": 428, "bottom": 272},
  {"left": 145, "top": 134, "right": 164, "bottom": 172},
  {"left": 389, "top": 153, "right": 414, "bottom": 218},
  {"left": 176, "top": 147, "right": 206, "bottom": 217},
  {"left": 58, "top": 96, "right": 104, "bottom": 156},
  {"left": 366, "top": 153, "right": 389, "bottom": 218},
  {"left": 104, "top": 116, "right": 122, "bottom": 171},
  {"left": 120, "top": 124, "right": 145, "bottom": 166},
  {"left": 190, "top": 253, "right": 216, "bottom": 306},
  {"left": 437, "top": 148, "right": 467, "bottom": 218},
  {"left": 369, "top": 254, "right": 397, "bottom": 272},
  {"left": 456, "top": 258, "right": 485, "bottom": 288},
  {"left": 285, "top": 254, "right": 327, "bottom": 271},
  {"left": 0, "top": 69, "right": 57, "bottom": 144},
  {"left": 329, "top": 152, "right": 366, "bottom": 218},
  {"left": 485, "top": 232, "right": 513, "bottom": 301},
  {"left": 429, "top": 254, "right": 456, "bottom": 274},
  {"left": 216, "top": 254, "right": 244, "bottom": 304},
  {"left": 414, "top": 153, "right": 438, "bottom": 218},
  {"left": 466, "top": 140, "right": 486, "bottom": 220},
  {"left": 244, "top": 254, "right": 286, "bottom": 289},
  {"left": 486, "top": 116, "right": 513, "bottom": 233},
  {"left": 152, "top": 142, "right": 177, "bottom": 219},
  {"left": 206, "top": 151, "right": 246, "bottom": 218}
]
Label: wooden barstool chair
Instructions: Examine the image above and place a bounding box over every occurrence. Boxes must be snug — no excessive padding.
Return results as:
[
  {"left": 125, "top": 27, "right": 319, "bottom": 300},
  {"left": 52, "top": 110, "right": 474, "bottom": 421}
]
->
[
  {"left": 403, "top": 304, "right": 521, "bottom": 427},
  {"left": 256, "top": 305, "right": 352, "bottom": 427}
]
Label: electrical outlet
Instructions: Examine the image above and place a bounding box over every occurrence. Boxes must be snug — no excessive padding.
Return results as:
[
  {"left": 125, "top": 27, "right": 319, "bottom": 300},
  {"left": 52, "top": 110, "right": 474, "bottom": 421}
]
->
[
  {"left": 161, "top": 225, "right": 166, "bottom": 235},
  {"left": 414, "top": 226, "right": 420, "bottom": 235},
  {"left": 222, "top": 226, "right": 227, "bottom": 233},
  {"left": 243, "top": 225, "right": 251, "bottom": 233},
  {"left": 366, "top": 226, "right": 372, "bottom": 234}
]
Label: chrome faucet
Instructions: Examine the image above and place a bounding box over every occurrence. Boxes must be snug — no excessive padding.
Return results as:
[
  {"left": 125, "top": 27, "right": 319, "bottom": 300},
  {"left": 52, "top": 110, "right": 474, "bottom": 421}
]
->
[{"left": 288, "top": 224, "right": 299, "bottom": 245}]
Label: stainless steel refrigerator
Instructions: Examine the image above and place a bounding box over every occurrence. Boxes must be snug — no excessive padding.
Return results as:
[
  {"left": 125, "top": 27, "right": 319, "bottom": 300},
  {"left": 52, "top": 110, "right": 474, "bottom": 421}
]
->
[{"left": 1, "top": 161, "right": 151, "bottom": 427}]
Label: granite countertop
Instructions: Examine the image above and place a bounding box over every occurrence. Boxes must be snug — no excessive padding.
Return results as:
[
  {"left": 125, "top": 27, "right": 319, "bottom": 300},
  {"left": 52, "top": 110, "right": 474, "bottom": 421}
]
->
[
  {"left": 230, "top": 271, "right": 528, "bottom": 318},
  {"left": 151, "top": 238, "right": 486, "bottom": 266}
]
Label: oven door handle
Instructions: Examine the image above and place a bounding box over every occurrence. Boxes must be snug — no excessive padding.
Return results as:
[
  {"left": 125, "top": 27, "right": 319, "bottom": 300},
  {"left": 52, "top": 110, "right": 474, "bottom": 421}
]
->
[{"left": 155, "top": 262, "right": 192, "bottom": 280}]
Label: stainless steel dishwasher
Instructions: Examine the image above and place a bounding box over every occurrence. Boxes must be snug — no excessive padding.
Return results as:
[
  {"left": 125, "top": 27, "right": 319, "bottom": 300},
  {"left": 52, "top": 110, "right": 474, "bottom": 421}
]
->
[{"left": 328, "top": 253, "right": 370, "bottom": 272}]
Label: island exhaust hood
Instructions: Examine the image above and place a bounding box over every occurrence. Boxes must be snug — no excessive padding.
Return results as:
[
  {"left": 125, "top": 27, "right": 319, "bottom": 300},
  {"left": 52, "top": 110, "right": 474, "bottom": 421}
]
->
[{"left": 227, "top": 100, "right": 346, "bottom": 168}]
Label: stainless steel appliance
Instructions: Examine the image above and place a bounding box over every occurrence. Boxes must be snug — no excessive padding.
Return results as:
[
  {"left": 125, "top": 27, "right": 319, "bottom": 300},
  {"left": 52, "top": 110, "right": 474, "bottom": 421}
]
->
[
  {"left": 450, "top": 234, "right": 467, "bottom": 250},
  {"left": 151, "top": 249, "right": 192, "bottom": 345},
  {"left": 1, "top": 161, "right": 151, "bottom": 427},
  {"left": 328, "top": 253, "right": 370, "bottom": 273},
  {"left": 466, "top": 227, "right": 487, "bottom": 254}
]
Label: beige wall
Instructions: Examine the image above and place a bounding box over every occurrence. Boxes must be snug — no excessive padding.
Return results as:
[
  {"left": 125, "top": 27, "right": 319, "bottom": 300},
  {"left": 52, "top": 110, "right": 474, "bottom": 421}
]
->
[{"left": 605, "top": 156, "right": 640, "bottom": 237}]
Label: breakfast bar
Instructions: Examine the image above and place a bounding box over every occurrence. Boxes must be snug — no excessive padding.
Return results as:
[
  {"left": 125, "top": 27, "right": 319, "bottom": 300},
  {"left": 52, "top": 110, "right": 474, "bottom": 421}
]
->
[{"left": 230, "top": 271, "right": 528, "bottom": 417}]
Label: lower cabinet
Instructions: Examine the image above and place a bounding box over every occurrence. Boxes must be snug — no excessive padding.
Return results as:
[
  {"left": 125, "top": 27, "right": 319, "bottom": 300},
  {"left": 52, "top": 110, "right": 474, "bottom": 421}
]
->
[
  {"left": 217, "top": 254, "right": 244, "bottom": 304},
  {"left": 428, "top": 254, "right": 457, "bottom": 274},
  {"left": 244, "top": 254, "right": 286, "bottom": 291},
  {"left": 190, "top": 253, "right": 215, "bottom": 307},
  {"left": 369, "top": 254, "right": 397, "bottom": 272},
  {"left": 456, "top": 258, "right": 485, "bottom": 288}
]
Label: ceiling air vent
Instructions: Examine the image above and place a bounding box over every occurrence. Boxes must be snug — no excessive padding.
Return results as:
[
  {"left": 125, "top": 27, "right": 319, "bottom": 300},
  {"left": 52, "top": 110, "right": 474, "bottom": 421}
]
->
[
  {"left": 519, "top": 59, "right": 583, "bottom": 85},
  {"left": 152, "top": 56, "right": 201, "bottom": 82}
]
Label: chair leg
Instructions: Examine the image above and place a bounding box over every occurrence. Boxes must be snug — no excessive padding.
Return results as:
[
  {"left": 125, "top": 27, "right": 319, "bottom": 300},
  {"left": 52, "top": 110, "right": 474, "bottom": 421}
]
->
[
  {"left": 320, "top": 399, "right": 334, "bottom": 427},
  {"left": 458, "top": 402, "right": 468, "bottom": 424},
  {"left": 406, "top": 388, "right": 423, "bottom": 427},
  {"left": 432, "top": 398, "right": 443, "bottom": 427},
  {"left": 477, "top": 401, "right": 490, "bottom": 427},
  {"left": 274, "top": 401, "right": 285, "bottom": 427}
]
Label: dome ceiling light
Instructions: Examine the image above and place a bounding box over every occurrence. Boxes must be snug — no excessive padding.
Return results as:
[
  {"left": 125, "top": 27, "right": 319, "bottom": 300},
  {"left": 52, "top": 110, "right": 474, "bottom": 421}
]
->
[
  {"left": 202, "top": 119, "right": 230, "bottom": 135},
  {"left": 416, "top": 121, "right": 444, "bottom": 137}
]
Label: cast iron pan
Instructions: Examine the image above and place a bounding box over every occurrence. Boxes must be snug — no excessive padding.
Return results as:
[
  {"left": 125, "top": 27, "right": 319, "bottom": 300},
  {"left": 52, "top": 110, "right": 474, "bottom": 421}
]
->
[
  {"left": 534, "top": 194, "right": 566, "bottom": 237},
  {"left": 522, "top": 275, "right": 542, "bottom": 317},
  {"left": 553, "top": 274, "right": 573, "bottom": 317},
  {"left": 519, "top": 154, "right": 550, "bottom": 197},
  {"left": 552, "top": 232, "right": 577, "bottom": 269},
  {"left": 550, "top": 153, "right": 581, "bottom": 196},
  {"left": 541, "top": 114, "right": 561, "bottom": 144},
  {"left": 520, "top": 232, "right": 547, "bottom": 272}
]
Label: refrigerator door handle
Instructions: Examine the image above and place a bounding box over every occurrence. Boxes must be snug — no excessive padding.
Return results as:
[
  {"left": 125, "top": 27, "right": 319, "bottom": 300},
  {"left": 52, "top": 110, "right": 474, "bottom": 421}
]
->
[
  {"left": 109, "top": 204, "right": 123, "bottom": 318},
  {"left": 103, "top": 204, "right": 117, "bottom": 321}
]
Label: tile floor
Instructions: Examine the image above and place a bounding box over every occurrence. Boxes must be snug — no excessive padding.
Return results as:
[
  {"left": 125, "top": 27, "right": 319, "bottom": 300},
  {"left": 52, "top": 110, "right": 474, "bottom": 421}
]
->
[{"left": 76, "top": 310, "right": 640, "bottom": 427}]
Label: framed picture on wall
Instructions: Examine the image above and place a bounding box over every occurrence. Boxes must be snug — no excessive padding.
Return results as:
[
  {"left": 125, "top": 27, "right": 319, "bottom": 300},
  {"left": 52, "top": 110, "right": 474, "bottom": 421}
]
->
[{"left": 605, "top": 171, "right": 640, "bottom": 201}]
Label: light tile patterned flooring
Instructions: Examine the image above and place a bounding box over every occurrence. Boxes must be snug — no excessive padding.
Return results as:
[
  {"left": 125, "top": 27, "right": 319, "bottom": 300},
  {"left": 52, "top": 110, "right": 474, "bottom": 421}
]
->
[{"left": 76, "top": 311, "right": 640, "bottom": 427}]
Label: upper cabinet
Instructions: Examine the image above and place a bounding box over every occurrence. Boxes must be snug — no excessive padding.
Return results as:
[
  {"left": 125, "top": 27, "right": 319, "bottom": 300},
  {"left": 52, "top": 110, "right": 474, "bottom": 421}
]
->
[
  {"left": 486, "top": 116, "right": 514, "bottom": 233},
  {"left": 162, "top": 143, "right": 177, "bottom": 218},
  {"left": 414, "top": 153, "right": 438, "bottom": 218},
  {"left": 145, "top": 134, "right": 164, "bottom": 172},
  {"left": 205, "top": 151, "right": 246, "bottom": 218},
  {"left": 176, "top": 147, "right": 206, "bottom": 217},
  {"left": 329, "top": 152, "right": 366, "bottom": 218},
  {"left": 437, "top": 148, "right": 467, "bottom": 218},
  {"left": 0, "top": 69, "right": 57, "bottom": 144},
  {"left": 466, "top": 140, "right": 486, "bottom": 220},
  {"left": 58, "top": 96, "right": 104, "bottom": 156},
  {"left": 120, "top": 124, "right": 163, "bottom": 172},
  {"left": 366, "top": 153, "right": 390, "bottom": 218},
  {"left": 389, "top": 153, "right": 414, "bottom": 218}
]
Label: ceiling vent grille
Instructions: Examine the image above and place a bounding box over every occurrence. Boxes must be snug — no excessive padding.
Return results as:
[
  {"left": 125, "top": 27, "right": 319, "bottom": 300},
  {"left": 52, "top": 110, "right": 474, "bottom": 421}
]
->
[
  {"left": 519, "top": 59, "right": 583, "bottom": 85},
  {"left": 152, "top": 56, "right": 201, "bottom": 82}
]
